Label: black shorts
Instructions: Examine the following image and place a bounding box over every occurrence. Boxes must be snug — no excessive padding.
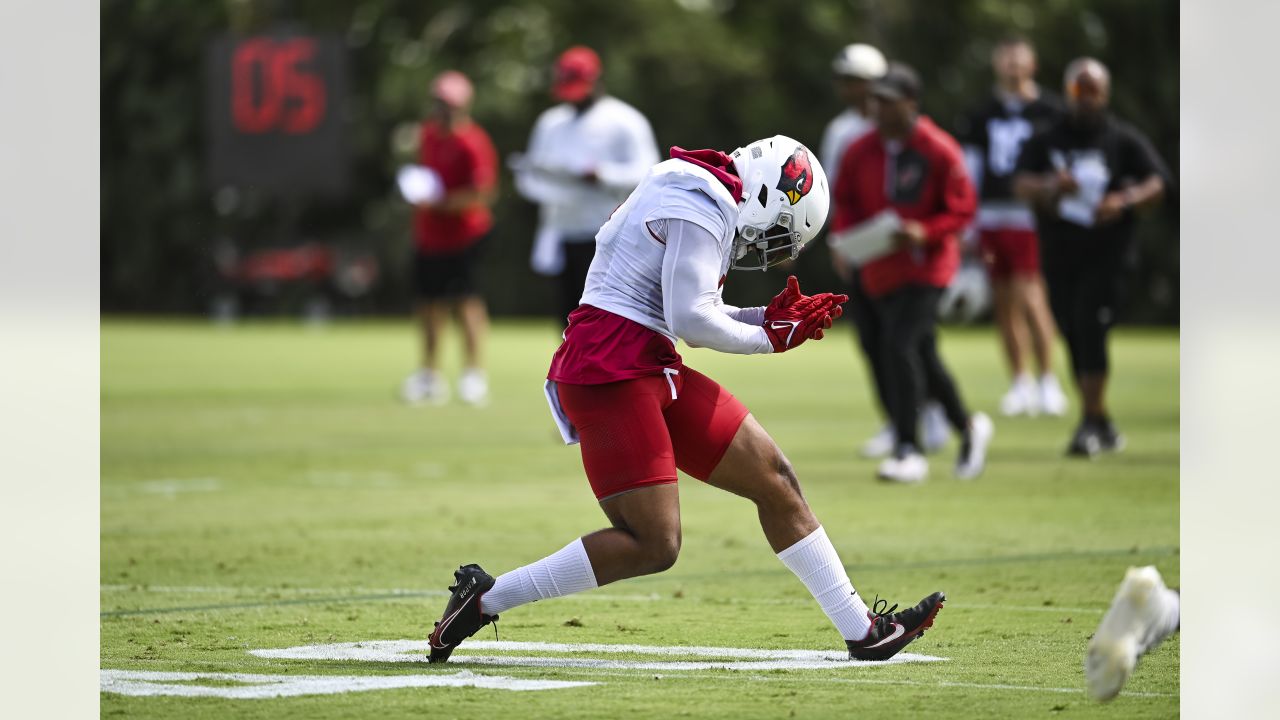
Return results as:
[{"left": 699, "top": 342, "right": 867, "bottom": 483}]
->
[{"left": 412, "top": 236, "right": 488, "bottom": 301}]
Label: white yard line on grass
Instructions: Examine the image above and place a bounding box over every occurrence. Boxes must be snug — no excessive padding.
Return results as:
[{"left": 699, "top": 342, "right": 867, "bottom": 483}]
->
[
  {"left": 99, "top": 585, "right": 1105, "bottom": 614},
  {"left": 250, "top": 639, "right": 944, "bottom": 671},
  {"left": 100, "top": 669, "right": 593, "bottom": 698}
]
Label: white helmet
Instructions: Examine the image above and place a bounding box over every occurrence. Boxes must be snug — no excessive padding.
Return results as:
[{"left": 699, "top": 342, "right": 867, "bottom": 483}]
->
[
  {"left": 832, "top": 44, "right": 887, "bottom": 80},
  {"left": 728, "top": 135, "right": 830, "bottom": 271}
]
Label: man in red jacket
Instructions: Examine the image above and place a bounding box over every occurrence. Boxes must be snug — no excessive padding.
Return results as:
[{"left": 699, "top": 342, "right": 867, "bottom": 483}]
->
[{"left": 832, "top": 64, "right": 994, "bottom": 483}]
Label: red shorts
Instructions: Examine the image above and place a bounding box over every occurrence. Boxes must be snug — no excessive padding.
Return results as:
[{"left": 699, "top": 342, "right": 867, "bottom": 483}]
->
[
  {"left": 979, "top": 228, "right": 1041, "bottom": 279},
  {"left": 555, "top": 366, "right": 751, "bottom": 501}
]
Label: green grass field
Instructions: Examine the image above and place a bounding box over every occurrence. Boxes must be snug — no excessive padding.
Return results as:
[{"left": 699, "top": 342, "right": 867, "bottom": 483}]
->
[{"left": 101, "top": 319, "right": 1178, "bottom": 718}]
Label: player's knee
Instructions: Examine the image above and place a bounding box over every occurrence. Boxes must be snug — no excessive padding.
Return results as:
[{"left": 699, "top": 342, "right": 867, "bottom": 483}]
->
[
  {"left": 640, "top": 532, "right": 681, "bottom": 574},
  {"left": 756, "top": 455, "right": 805, "bottom": 511}
]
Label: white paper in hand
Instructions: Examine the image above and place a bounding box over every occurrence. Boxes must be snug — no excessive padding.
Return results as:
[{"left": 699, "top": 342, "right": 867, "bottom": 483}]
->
[
  {"left": 828, "top": 209, "right": 902, "bottom": 265},
  {"left": 397, "top": 165, "right": 444, "bottom": 205}
]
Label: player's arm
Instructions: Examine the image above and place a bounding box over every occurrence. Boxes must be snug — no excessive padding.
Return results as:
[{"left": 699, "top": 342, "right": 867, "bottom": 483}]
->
[
  {"left": 659, "top": 219, "right": 773, "bottom": 354},
  {"left": 1012, "top": 133, "right": 1076, "bottom": 210},
  {"left": 430, "top": 134, "right": 499, "bottom": 213},
  {"left": 901, "top": 150, "right": 978, "bottom": 248},
  {"left": 513, "top": 113, "right": 571, "bottom": 203},
  {"left": 594, "top": 112, "right": 660, "bottom": 191}
]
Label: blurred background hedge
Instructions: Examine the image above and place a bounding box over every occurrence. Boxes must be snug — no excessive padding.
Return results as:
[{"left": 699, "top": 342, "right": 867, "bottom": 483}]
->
[{"left": 101, "top": 0, "right": 1178, "bottom": 321}]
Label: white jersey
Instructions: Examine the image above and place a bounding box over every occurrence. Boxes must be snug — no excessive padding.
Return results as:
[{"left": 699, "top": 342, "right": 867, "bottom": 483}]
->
[
  {"left": 515, "top": 96, "right": 660, "bottom": 240},
  {"left": 579, "top": 159, "right": 772, "bottom": 355},
  {"left": 820, "top": 108, "right": 875, "bottom": 183}
]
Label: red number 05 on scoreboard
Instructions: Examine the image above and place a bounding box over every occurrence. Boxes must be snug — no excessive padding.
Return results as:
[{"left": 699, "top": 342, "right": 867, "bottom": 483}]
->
[
  {"left": 230, "top": 37, "right": 326, "bottom": 135},
  {"left": 207, "top": 32, "right": 347, "bottom": 194}
]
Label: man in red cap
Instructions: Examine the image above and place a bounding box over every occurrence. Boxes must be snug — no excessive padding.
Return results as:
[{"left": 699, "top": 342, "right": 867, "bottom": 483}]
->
[
  {"left": 514, "top": 46, "right": 659, "bottom": 327},
  {"left": 400, "top": 70, "right": 499, "bottom": 407}
]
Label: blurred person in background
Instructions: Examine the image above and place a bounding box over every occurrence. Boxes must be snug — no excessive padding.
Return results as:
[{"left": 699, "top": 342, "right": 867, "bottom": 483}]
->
[
  {"left": 400, "top": 71, "right": 498, "bottom": 406},
  {"left": 1014, "top": 58, "right": 1169, "bottom": 457},
  {"left": 428, "top": 135, "right": 947, "bottom": 666},
  {"left": 824, "top": 43, "right": 952, "bottom": 460},
  {"left": 832, "top": 64, "right": 994, "bottom": 483},
  {"left": 955, "top": 36, "right": 1068, "bottom": 418},
  {"left": 514, "top": 46, "right": 660, "bottom": 326}
]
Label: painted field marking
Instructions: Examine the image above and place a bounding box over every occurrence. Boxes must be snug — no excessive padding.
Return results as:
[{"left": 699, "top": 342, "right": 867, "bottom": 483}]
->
[
  {"left": 100, "top": 669, "right": 593, "bottom": 698},
  {"left": 250, "top": 640, "right": 945, "bottom": 671},
  {"left": 99, "top": 585, "right": 1104, "bottom": 616},
  {"left": 137, "top": 477, "right": 221, "bottom": 497}
]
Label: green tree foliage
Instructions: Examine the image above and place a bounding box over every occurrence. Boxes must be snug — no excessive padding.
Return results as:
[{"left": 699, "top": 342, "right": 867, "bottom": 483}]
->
[{"left": 102, "top": 0, "right": 1178, "bottom": 320}]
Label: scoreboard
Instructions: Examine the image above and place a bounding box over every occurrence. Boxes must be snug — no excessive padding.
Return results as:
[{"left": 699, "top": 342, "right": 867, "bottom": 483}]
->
[{"left": 206, "top": 32, "right": 348, "bottom": 195}]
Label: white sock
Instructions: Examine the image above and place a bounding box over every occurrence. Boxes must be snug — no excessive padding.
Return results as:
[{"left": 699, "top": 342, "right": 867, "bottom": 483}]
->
[
  {"left": 776, "top": 526, "right": 871, "bottom": 641},
  {"left": 480, "top": 538, "right": 599, "bottom": 616}
]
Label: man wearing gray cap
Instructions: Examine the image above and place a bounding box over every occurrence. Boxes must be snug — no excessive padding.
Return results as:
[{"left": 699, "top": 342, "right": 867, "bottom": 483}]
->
[{"left": 824, "top": 45, "right": 950, "bottom": 461}]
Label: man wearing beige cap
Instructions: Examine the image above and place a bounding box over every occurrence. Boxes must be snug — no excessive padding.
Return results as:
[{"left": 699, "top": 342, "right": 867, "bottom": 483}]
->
[
  {"left": 400, "top": 70, "right": 498, "bottom": 407},
  {"left": 514, "top": 46, "right": 659, "bottom": 326}
]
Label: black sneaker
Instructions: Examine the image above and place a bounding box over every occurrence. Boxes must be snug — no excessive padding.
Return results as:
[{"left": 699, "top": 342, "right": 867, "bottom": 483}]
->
[
  {"left": 847, "top": 591, "right": 945, "bottom": 661},
  {"left": 427, "top": 564, "right": 497, "bottom": 663},
  {"left": 1095, "top": 420, "right": 1126, "bottom": 454},
  {"left": 1066, "top": 422, "right": 1101, "bottom": 458}
]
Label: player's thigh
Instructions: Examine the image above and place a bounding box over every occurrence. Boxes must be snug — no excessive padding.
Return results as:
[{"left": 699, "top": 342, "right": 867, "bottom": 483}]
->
[
  {"left": 664, "top": 367, "right": 750, "bottom": 481},
  {"left": 558, "top": 377, "right": 679, "bottom": 502},
  {"left": 701, "top": 414, "right": 803, "bottom": 507}
]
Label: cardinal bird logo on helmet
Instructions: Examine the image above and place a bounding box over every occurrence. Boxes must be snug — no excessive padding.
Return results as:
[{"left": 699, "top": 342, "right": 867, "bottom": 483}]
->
[{"left": 776, "top": 147, "right": 814, "bottom": 205}]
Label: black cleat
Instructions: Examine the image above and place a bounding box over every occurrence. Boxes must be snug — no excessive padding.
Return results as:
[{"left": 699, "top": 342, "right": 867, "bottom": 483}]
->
[
  {"left": 847, "top": 591, "right": 945, "bottom": 661},
  {"left": 1094, "top": 420, "right": 1126, "bottom": 454},
  {"left": 427, "top": 564, "right": 497, "bottom": 663},
  {"left": 1066, "top": 422, "right": 1101, "bottom": 458}
]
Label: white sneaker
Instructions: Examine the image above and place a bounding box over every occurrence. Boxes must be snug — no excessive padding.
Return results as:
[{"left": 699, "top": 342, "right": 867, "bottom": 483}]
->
[
  {"left": 1038, "top": 374, "right": 1068, "bottom": 416},
  {"left": 921, "top": 402, "right": 951, "bottom": 453},
  {"left": 999, "top": 375, "right": 1040, "bottom": 417},
  {"left": 860, "top": 424, "right": 896, "bottom": 459},
  {"left": 457, "top": 368, "right": 489, "bottom": 406},
  {"left": 401, "top": 369, "right": 448, "bottom": 405},
  {"left": 877, "top": 449, "right": 928, "bottom": 483},
  {"left": 954, "top": 412, "right": 994, "bottom": 480},
  {"left": 1085, "top": 566, "right": 1180, "bottom": 702}
]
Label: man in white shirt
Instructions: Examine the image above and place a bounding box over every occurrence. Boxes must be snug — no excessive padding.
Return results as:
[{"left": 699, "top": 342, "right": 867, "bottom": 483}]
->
[
  {"left": 514, "top": 46, "right": 660, "bottom": 325},
  {"left": 821, "top": 43, "right": 950, "bottom": 459},
  {"left": 428, "top": 136, "right": 946, "bottom": 666}
]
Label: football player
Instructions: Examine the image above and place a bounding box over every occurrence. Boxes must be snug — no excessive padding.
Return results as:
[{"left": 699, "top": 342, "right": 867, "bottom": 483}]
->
[{"left": 428, "top": 136, "right": 945, "bottom": 664}]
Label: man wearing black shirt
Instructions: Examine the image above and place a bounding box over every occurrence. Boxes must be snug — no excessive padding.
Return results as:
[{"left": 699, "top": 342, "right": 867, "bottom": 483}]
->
[
  {"left": 956, "top": 37, "right": 1067, "bottom": 418},
  {"left": 1013, "top": 58, "right": 1169, "bottom": 457}
]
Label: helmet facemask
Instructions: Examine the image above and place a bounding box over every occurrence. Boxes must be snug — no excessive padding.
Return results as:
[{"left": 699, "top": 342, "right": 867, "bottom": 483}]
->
[{"left": 731, "top": 211, "right": 804, "bottom": 271}]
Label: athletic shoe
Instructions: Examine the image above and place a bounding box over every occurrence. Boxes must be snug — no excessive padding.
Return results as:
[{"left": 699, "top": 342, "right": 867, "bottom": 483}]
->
[
  {"left": 860, "top": 424, "right": 896, "bottom": 459},
  {"left": 847, "top": 591, "right": 946, "bottom": 661},
  {"left": 877, "top": 446, "right": 928, "bottom": 483},
  {"left": 921, "top": 402, "right": 951, "bottom": 453},
  {"left": 457, "top": 368, "right": 489, "bottom": 406},
  {"left": 427, "top": 564, "right": 498, "bottom": 663},
  {"left": 1095, "top": 419, "right": 1126, "bottom": 454},
  {"left": 401, "top": 369, "right": 448, "bottom": 406},
  {"left": 1039, "top": 374, "right": 1069, "bottom": 416},
  {"left": 954, "top": 412, "right": 994, "bottom": 480},
  {"left": 1085, "top": 566, "right": 1180, "bottom": 701},
  {"left": 999, "top": 375, "right": 1040, "bottom": 417},
  {"left": 1066, "top": 422, "right": 1101, "bottom": 458}
]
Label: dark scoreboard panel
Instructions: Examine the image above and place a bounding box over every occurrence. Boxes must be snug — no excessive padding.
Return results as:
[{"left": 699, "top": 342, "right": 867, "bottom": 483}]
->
[{"left": 206, "top": 33, "right": 347, "bottom": 195}]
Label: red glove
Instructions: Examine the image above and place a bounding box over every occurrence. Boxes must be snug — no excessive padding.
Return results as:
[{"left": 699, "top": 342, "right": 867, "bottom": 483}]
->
[{"left": 763, "top": 276, "right": 848, "bottom": 353}]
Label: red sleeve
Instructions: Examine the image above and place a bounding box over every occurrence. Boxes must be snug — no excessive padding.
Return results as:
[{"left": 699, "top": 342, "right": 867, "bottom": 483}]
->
[
  {"left": 418, "top": 123, "right": 433, "bottom": 166},
  {"left": 464, "top": 127, "right": 498, "bottom": 191},
  {"left": 830, "top": 143, "right": 869, "bottom": 234},
  {"left": 919, "top": 143, "right": 976, "bottom": 244}
]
